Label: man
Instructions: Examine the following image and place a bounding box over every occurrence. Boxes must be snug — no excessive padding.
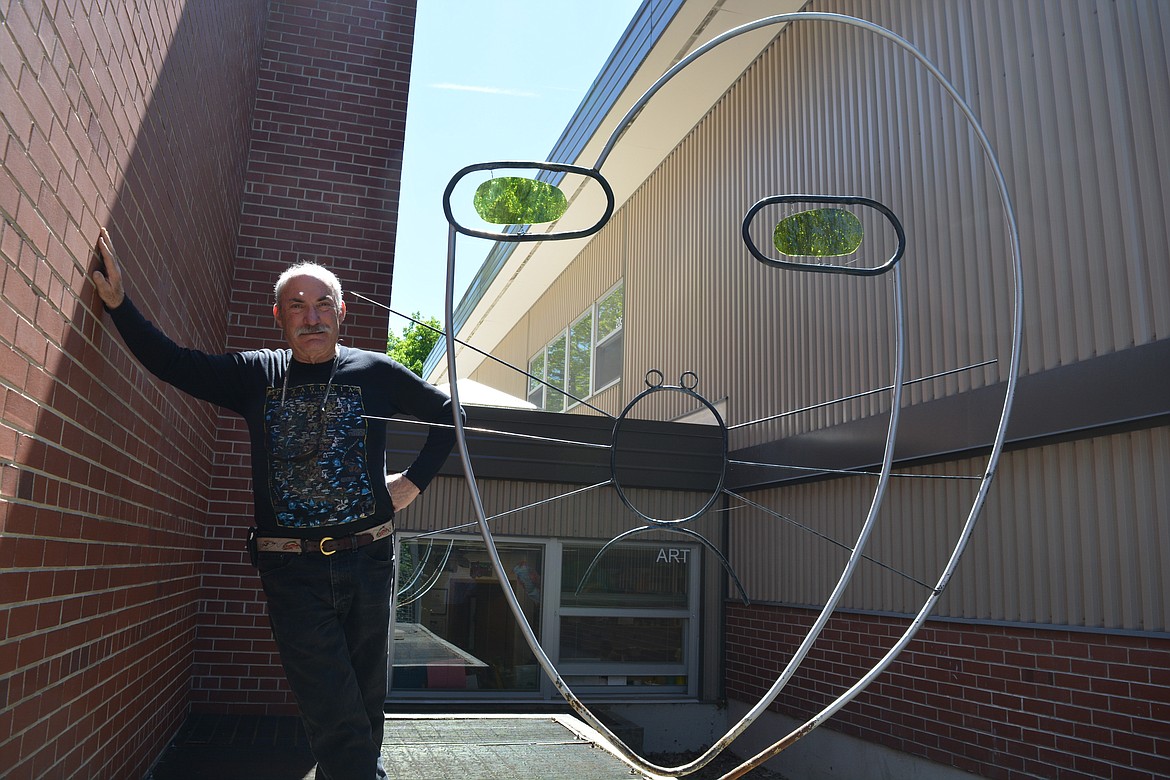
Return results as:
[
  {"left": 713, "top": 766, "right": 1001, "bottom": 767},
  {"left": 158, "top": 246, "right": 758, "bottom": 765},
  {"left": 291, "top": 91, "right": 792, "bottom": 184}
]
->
[{"left": 92, "top": 228, "right": 458, "bottom": 780}]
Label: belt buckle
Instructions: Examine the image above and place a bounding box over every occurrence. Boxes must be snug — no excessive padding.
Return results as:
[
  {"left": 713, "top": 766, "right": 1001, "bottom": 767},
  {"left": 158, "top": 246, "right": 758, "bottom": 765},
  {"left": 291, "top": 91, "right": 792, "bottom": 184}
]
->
[{"left": 319, "top": 536, "right": 336, "bottom": 556}]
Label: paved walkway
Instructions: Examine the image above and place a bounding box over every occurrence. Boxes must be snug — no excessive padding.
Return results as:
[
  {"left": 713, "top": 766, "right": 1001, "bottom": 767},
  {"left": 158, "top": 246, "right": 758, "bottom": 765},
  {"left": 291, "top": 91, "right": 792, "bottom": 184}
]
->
[
  {"left": 147, "top": 712, "right": 664, "bottom": 780},
  {"left": 383, "top": 714, "right": 660, "bottom": 779}
]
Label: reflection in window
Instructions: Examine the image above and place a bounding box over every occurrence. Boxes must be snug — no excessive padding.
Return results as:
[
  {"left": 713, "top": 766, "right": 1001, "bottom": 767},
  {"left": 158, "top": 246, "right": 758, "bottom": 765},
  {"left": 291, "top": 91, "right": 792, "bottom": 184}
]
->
[
  {"left": 560, "top": 616, "right": 684, "bottom": 664},
  {"left": 567, "top": 311, "right": 593, "bottom": 407},
  {"left": 392, "top": 540, "right": 543, "bottom": 693},
  {"left": 527, "top": 351, "right": 545, "bottom": 408},
  {"left": 594, "top": 282, "right": 623, "bottom": 392},
  {"left": 559, "top": 542, "right": 694, "bottom": 693},
  {"left": 546, "top": 334, "right": 566, "bottom": 412},
  {"left": 562, "top": 544, "right": 689, "bottom": 610}
]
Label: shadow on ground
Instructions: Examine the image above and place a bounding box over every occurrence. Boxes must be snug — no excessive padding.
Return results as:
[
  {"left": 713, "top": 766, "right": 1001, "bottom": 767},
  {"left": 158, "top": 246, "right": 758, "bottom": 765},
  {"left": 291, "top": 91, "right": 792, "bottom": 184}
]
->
[{"left": 146, "top": 714, "right": 314, "bottom": 780}]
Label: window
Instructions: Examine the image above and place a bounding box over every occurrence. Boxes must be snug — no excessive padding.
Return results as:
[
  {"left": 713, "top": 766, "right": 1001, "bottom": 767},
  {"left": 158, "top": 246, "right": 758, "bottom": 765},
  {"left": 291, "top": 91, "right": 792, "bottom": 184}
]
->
[
  {"left": 527, "top": 331, "right": 570, "bottom": 412},
  {"left": 566, "top": 311, "right": 593, "bottom": 409},
  {"left": 558, "top": 541, "right": 696, "bottom": 693},
  {"left": 593, "top": 282, "right": 623, "bottom": 392},
  {"left": 527, "top": 351, "right": 545, "bottom": 408},
  {"left": 389, "top": 536, "right": 699, "bottom": 700},
  {"left": 392, "top": 539, "right": 544, "bottom": 694},
  {"left": 529, "top": 281, "right": 624, "bottom": 412},
  {"left": 545, "top": 333, "right": 566, "bottom": 412},
  {"left": 562, "top": 543, "right": 689, "bottom": 610}
]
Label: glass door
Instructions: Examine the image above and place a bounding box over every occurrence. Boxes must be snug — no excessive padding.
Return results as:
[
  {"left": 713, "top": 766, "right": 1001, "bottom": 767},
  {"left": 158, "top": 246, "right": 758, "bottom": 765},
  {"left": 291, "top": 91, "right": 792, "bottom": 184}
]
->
[{"left": 390, "top": 537, "right": 545, "bottom": 696}]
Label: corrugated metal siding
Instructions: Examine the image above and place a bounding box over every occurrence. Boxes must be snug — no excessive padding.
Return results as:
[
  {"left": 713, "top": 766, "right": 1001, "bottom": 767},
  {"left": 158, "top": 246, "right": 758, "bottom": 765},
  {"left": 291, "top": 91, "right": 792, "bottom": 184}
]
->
[
  {"left": 480, "top": 0, "right": 1169, "bottom": 421},
  {"left": 464, "top": 0, "right": 1169, "bottom": 631},
  {"left": 729, "top": 425, "right": 1170, "bottom": 631},
  {"left": 728, "top": 0, "right": 1168, "bottom": 631},
  {"left": 466, "top": 314, "right": 532, "bottom": 402}
]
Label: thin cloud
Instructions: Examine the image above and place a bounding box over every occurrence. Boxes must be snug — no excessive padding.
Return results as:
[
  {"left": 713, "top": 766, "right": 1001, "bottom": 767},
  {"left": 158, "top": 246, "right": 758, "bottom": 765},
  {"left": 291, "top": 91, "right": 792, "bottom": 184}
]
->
[{"left": 430, "top": 82, "right": 539, "bottom": 98}]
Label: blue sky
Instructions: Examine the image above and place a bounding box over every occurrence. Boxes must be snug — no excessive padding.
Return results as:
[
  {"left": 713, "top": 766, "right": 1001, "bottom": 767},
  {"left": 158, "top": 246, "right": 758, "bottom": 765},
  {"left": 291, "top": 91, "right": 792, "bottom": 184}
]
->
[{"left": 389, "top": 1, "right": 642, "bottom": 328}]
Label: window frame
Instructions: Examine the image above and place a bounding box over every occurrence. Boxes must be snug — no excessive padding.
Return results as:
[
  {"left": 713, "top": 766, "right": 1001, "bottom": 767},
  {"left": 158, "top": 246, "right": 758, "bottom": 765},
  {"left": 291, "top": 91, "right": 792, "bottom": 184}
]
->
[
  {"left": 555, "top": 539, "right": 699, "bottom": 697},
  {"left": 527, "top": 351, "right": 546, "bottom": 408},
  {"left": 530, "top": 280, "right": 624, "bottom": 412},
  {"left": 564, "top": 308, "right": 594, "bottom": 411},
  {"left": 387, "top": 535, "right": 700, "bottom": 701},
  {"left": 591, "top": 280, "right": 624, "bottom": 396}
]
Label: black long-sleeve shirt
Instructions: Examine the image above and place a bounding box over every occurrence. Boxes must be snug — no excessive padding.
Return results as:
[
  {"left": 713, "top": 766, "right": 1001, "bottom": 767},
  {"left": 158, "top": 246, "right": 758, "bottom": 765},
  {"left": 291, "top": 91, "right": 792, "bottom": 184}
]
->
[{"left": 109, "top": 297, "right": 458, "bottom": 539}]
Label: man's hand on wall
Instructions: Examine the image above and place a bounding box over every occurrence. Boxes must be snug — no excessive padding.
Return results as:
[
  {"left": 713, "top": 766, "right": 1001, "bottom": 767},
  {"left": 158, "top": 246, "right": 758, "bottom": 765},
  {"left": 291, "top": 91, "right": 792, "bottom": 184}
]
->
[{"left": 92, "top": 227, "right": 126, "bottom": 309}]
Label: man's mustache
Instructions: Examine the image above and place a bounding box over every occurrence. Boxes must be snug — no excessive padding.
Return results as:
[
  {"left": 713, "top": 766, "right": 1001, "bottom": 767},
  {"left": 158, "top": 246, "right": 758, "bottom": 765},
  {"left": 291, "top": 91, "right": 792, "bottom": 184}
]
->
[{"left": 295, "top": 325, "right": 329, "bottom": 336}]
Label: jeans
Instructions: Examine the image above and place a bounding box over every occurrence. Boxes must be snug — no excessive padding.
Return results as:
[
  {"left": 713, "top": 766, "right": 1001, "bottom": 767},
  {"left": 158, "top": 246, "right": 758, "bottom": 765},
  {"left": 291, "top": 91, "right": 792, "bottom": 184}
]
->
[{"left": 258, "top": 537, "right": 394, "bottom": 780}]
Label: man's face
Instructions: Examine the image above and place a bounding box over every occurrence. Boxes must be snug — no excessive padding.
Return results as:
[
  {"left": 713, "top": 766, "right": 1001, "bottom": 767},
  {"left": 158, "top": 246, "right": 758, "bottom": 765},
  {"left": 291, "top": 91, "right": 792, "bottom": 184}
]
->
[{"left": 273, "top": 274, "right": 346, "bottom": 363}]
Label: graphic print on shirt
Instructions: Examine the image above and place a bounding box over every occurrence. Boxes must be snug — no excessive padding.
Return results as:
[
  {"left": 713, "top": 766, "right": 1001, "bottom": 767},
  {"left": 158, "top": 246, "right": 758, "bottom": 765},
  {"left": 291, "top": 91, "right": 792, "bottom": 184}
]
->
[{"left": 264, "top": 383, "right": 375, "bottom": 528}]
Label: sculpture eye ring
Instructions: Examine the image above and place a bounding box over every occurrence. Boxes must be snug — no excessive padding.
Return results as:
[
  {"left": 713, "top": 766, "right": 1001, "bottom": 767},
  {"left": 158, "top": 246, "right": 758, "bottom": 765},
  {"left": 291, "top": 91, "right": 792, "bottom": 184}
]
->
[
  {"left": 442, "top": 160, "right": 615, "bottom": 243},
  {"left": 741, "top": 194, "right": 906, "bottom": 276}
]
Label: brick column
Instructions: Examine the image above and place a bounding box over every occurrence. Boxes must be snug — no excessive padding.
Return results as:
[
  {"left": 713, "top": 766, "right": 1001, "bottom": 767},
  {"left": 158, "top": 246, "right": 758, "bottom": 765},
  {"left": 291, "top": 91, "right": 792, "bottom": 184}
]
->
[{"left": 192, "top": 0, "right": 417, "bottom": 712}]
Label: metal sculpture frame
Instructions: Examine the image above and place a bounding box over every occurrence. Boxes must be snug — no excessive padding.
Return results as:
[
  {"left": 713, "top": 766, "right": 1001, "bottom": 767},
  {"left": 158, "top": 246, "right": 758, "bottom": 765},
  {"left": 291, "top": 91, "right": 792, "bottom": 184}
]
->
[{"left": 430, "top": 12, "right": 1023, "bottom": 780}]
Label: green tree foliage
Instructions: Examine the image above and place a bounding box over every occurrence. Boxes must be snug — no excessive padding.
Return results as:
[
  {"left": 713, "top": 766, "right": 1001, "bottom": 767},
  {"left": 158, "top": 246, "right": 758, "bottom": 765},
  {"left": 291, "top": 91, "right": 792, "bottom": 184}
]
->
[
  {"left": 386, "top": 313, "right": 443, "bottom": 377},
  {"left": 596, "top": 284, "right": 623, "bottom": 340},
  {"left": 773, "top": 207, "right": 864, "bottom": 257},
  {"left": 474, "top": 176, "right": 568, "bottom": 225}
]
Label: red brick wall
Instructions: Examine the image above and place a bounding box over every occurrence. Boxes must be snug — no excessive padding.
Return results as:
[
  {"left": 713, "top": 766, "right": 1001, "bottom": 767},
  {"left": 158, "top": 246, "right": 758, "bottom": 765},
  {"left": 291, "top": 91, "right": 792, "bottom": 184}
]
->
[
  {"left": 725, "top": 603, "right": 1170, "bottom": 779},
  {"left": 1, "top": 0, "right": 416, "bottom": 775},
  {"left": 192, "top": 0, "right": 417, "bottom": 712},
  {"left": 0, "top": 1, "right": 269, "bottom": 777}
]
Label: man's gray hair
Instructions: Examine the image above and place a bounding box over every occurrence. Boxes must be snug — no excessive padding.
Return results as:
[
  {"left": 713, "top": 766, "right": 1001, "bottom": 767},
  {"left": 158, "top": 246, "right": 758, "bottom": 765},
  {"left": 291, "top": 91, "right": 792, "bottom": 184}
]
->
[{"left": 274, "top": 262, "right": 344, "bottom": 308}]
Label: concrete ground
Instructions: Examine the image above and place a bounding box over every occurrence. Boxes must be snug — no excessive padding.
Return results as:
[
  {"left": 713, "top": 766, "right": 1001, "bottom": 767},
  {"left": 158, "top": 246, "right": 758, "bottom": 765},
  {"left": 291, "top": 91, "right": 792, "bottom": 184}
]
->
[
  {"left": 146, "top": 712, "right": 786, "bottom": 779},
  {"left": 147, "top": 712, "right": 657, "bottom": 780}
]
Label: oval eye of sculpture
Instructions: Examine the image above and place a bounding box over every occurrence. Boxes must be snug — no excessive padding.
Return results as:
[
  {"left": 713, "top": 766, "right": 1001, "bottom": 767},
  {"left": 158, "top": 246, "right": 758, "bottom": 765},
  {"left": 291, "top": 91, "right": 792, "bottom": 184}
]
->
[
  {"left": 773, "top": 207, "right": 864, "bottom": 257},
  {"left": 473, "top": 176, "right": 569, "bottom": 225}
]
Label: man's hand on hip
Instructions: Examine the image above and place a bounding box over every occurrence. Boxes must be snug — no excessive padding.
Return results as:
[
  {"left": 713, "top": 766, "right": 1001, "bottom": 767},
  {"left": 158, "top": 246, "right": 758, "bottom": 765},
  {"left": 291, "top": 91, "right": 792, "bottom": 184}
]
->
[{"left": 387, "top": 472, "right": 420, "bottom": 512}]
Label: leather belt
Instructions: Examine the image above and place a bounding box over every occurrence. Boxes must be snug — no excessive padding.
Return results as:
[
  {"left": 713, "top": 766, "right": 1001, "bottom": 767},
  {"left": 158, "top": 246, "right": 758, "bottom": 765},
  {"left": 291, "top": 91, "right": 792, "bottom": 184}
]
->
[{"left": 255, "top": 519, "right": 394, "bottom": 556}]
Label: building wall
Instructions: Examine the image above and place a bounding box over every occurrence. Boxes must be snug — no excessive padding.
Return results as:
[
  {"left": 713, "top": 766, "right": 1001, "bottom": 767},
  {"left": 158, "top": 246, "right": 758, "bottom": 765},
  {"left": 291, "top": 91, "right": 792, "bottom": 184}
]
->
[
  {"left": 0, "top": 0, "right": 416, "bottom": 776},
  {"left": 471, "top": 0, "right": 1170, "bottom": 617},
  {"left": 462, "top": 0, "right": 1169, "bottom": 775},
  {"left": 0, "top": 2, "right": 268, "bottom": 777},
  {"left": 727, "top": 426, "right": 1170, "bottom": 778},
  {"left": 723, "top": 1, "right": 1167, "bottom": 776},
  {"left": 706, "top": 5, "right": 1170, "bottom": 774},
  {"left": 731, "top": 426, "right": 1170, "bottom": 631},
  {"left": 480, "top": 0, "right": 1168, "bottom": 439}
]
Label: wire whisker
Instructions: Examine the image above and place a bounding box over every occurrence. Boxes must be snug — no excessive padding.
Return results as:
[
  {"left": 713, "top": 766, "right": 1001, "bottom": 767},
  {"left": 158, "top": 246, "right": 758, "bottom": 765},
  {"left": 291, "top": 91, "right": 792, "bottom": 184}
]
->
[
  {"left": 724, "top": 489, "right": 937, "bottom": 591},
  {"left": 485, "top": 480, "right": 614, "bottom": 522},
  {"left": 400, "top": 481, "right": 614, "bottom": 541},
  {"left": 404, "top": 521, "right": 480, "bottom": 540},
  {"left": 729, "top": 359, "right": 997, "bottom": 431},
  {"left": 729, "top": 459, "right": 982, "bottom": 481},
  {"left": 365, "top": 415, "right": 611, "bottom": 450}
]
